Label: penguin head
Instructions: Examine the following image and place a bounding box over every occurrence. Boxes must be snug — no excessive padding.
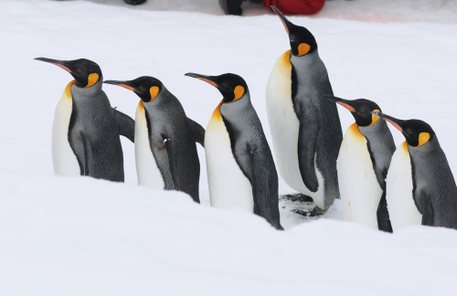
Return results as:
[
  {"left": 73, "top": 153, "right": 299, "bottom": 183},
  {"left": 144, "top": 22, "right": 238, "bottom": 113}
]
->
[
  {"left": 34, "top": 57, "right": 102, "bottom": 88},
  {"left": 328, "top": 96, "right": 381, "bottom": 127},
  {"left": 185, "top": 72, "right": 249, "bottom": 103},
  {"left": 373, "top": 111, "right": 435, "bottom": 147},
  {"left": 104, "top": 76, "right": 164, "bottom": 103},
  {"left": 271, "top": 6, "right": 317, "bottom": 57}
]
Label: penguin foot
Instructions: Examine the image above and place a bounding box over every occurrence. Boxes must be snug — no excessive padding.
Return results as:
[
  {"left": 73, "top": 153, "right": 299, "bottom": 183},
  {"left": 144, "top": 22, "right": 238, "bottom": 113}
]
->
[
  {"left": 292, "top": 207, "right": 327, "bottom": 217},
  {"left": 310, "top": 206, "right": 328, "bottom": 216},
  {"left": 280, "top": 193, "right": 328, "bottom": 217},
  {"left": 280, "top": 193, "right": 317, "bottom": 217},
  {"left": 281, "top": 193, "right": 314, "bottom": 202}
]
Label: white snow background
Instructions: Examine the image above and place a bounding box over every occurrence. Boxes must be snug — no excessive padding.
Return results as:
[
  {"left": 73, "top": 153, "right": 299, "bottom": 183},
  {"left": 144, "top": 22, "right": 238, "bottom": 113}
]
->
[{"left": 1, "top": 0, "right": 457, "bottom": 295}]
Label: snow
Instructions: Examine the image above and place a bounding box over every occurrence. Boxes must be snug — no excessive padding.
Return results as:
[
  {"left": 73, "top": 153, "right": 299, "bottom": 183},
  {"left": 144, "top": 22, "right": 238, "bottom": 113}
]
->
[{"left": 1, "top": 0, "right": 457, "bottom": 294}]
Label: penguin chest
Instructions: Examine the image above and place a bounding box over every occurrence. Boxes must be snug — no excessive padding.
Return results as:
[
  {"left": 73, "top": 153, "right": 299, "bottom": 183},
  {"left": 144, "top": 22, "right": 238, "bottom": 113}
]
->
[
  {"left": 337, "top": 124, "right": 382, "bottom": 229},
  {"left": 134, "top": 103, "right": 165, "bottom": 189},
  {"left": 386, "top": 142, "right": 422, "bottom": 231},
  {"left": 266, "top": 51, "right": 300, "bottom": 186},
  {"left": 266, "top": 51, "right": 324, "bottom": 206},
  {"left": 51, "top": 82, "right": 80, "bottom": 176},
  {"left": 205, "top": 114, "right": 254, "bottom": 211}
]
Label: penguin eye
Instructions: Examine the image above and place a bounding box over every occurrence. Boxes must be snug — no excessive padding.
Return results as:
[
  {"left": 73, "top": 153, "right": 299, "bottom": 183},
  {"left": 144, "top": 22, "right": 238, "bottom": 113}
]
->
[{"left": 290, "top": 36, "right": 296, "bottom": 43}]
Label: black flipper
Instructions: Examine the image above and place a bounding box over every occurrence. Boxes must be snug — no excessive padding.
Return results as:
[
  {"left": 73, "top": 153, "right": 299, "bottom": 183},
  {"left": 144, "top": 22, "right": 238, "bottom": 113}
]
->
[
  {"left": 188, "top": 118, "right": 205, "bottom": 147},
  {"left": 417, "top": 190, "right": 434, "bottom": 226},
  {"left": 80, "top": 130, "right": 89, "bottom": 176},
  {"left": 249, "top": 146, "right": 283, "bottom": 230},
  {"left": 376, "top": 190, "right": 393, "bottom": 232},
  {"left": 113, "top": 108, "right": 135, "bottom": 142},
  {"left": 298, "top": 105, "right": 320, "bottom": 192},
  {"left": 149, "top": 133, "right": 175, "bottom": 190}
]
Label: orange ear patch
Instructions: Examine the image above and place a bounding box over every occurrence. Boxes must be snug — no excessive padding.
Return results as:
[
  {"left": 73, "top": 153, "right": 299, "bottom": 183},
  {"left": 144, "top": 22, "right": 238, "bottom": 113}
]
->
[
  {"left": 85, "top": 73, "right": 99, "bottom": 88},
  {"left": 417, "top": 132, "right": 430, "bottom": 147},
  {"left": 149, "top": 86, "right": 160, "bottom": 102},
  {"left": 368, "top": 109, "right": 381, "bottom": 126},
  {"left": 297, "top": 43, "right": 310, "bottom": 56},
  {"left": 233, "top": 85, "right": 245, "bottom": 102}
]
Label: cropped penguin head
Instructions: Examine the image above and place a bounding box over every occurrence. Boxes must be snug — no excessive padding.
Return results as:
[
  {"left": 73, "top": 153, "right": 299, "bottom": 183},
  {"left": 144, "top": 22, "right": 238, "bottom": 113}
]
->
[
  {"left": 34, "top": 57, "right": 102, "bottom": 88},
  {"left": 185, "top": 72, "right": 249, "bottom": 103},
  {"left": 104, "top": 76, "right": 164, "bottom": 103},
  {"left": 271, "top": 6, "right": 317, "bottom": 57},
  {"left": 373, "top": 111, "right": 435, "bottom": 147},
  {"left": 328, "top": 96, "right": 381, "bottom": 127}
]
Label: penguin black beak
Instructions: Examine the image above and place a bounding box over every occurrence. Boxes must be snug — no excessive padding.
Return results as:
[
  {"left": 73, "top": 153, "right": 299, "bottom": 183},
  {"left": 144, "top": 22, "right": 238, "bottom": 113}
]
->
[
  {"left": 326, "top": 95, "right": 356, "bottom": 113},
  {"left": 271, "top": 6, "right": 293, "bottom": 35},
  {"left": 372, "top": 111, "right": 404, "bottom": 133},
  {"left": 34, "top": 57, "right": 72, "bottom": 73},
  {"left": 104, "top": 80, "right": 135, "bottom": 92},
  {"left": 185, "top": 72, "right": 218, "bottom": 88}
]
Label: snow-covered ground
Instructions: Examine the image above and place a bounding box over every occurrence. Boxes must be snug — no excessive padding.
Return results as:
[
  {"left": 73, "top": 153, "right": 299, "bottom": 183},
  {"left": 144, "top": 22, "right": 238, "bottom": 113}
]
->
[{"left": 1, "top": 0, "right": 457, "bottom": 294}]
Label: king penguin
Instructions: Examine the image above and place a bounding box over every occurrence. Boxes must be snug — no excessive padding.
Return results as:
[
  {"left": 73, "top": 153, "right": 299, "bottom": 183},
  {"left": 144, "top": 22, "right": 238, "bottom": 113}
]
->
[
  {"left": 328, "top": 97, "right": 394, "bottom": 232},
  {"left": 185, "top": 72, "right": 283, "bottom": 230},
  {"left": 374, "top": 111, "right": 457, "bottom": 231},
  {"left": 266, "top": 6, "right": 343, "bottom": 213},
  {"left": 35, "top": 57, "right": 134, "bottom": 182},
  {"left": 104, "top": 76, "right": 204, "bottom": 203}
]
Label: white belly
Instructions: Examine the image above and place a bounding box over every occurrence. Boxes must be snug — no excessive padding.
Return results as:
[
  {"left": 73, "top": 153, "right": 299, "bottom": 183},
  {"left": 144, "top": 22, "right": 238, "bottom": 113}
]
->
[
  {"left": 135, "top": 102, "right": 165, "bottom": 189},
  {"left": 386, "top": 141, "right": 422, "bottom": 232},
  {"left": 266, "top": 51, "right": 325, "bottom": 209},
  {"left": 52, "top": 82, "right": 80, "bottom": 177},
  {"left": 337, "top": 124, "right": 382, "bottom": 229},
  {"left": 205, "top": 109, "right": 253, "bottom": 211}
]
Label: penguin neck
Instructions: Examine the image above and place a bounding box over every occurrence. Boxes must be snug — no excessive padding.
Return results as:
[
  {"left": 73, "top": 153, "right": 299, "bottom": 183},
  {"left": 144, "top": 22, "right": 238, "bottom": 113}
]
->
[
  {"left": 71, "top": 78, "right": 103, "bottom": 97},
  {"left": 142, "top": 85, "right": 176, "bottom": 113},
  {"left": 290, "top": 50, "right": 321, "bottom": 68},
  {"left": 409, "top": 136, "right": 441, "bottom": 155},
  {"left": 290, "top": 50, "right": 329, "bottom": 91},
  {"left": 358, "top": 119, "right": 389, "bottom": 142},
  {"left": 70, "top": 78, "right": 111, "bottom": 110},
  {"left": 219, "top": 93, "right": 252, "bottom": 120},
  {"left": 358, "top": 119, "right": 396, "bottom": 180}
]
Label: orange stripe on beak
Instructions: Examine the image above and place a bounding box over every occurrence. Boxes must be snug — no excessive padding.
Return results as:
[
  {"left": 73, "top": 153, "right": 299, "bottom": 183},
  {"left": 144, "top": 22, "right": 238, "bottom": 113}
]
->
[
  {"left": 117, "top": 84, "right": 135, "bottom": 91},
  {"left": 279, "top": 18, "right": 289, "bottom": 35},
  {"left": 199, "top": 78, "right": 218, "bottom": 88},
  {"left": 385, "top": 118, "right": 403, "bottom": 132},
  {"left": 52, "top": 63, "right": 71, "bottom": 73},
  {"left": 337, "top": 101, "right": 356, "bottom": 113}
]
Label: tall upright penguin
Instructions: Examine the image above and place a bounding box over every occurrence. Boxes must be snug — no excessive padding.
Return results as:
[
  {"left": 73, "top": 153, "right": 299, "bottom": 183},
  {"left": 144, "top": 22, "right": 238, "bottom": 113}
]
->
[
  {"left": 374, "top": 111, "right": 457, "bottom": 231},
  {"left": 266, "top": 6, "right": 342, "bottom": 213},
  {"left": 104, "top": 77, "right": 204, "bottom": 203},
  {"left": 185, "top": 72, "right": 282, "bottom": 230},
  {"left": 35, "top": 57, "right": 134, "bottom": 182},
  {"left": 329, "top": 97, "right": 394, "bottom": 232}
]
